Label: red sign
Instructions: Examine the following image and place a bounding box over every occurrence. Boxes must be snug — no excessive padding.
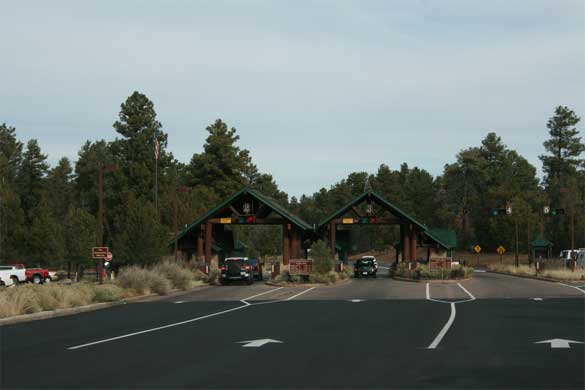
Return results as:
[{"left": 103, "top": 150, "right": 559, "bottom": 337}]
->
[
  {"left": 92, "top": 247, "right": 108, "bottom": 259},
  {"left": 289, "top": 259, "right": 313, "bottom": 276},
  {"left": 429, "top": 258, "right": 452, "bottom": 270}
]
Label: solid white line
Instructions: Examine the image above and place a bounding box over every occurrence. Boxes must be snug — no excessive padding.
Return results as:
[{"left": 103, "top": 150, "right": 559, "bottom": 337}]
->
[
  {"left": 557, "top": 282, "right": 585, "bottom": 295},
  {"left": 173, "top": 301, "right": 185, "bottom": 304},
  {"left": 68, "top": 304, "right": 249, "bottom": 350},
  {"left": 457, "top": 283, "right": 476, "bottom": 301},
  {"left": 285, "top": 287, "right": 316, "bottom": 301},
  {"left": 427, "top": 302, "right": 456, "bottom": 349},
  {"left": 241, "top": 287, "right": 284, "bottom": 302}
]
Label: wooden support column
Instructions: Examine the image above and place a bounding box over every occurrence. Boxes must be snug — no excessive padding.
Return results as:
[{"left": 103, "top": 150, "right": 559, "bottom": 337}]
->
[
  {"left": 283, "top": 225, "right": 290, "bottom": 265},
  {"left": 410, "top": 228, "right": 417, "bottom": 261},
  {"left": 330, "top": 221, "right": 336, "bottom": 255},
  {"left": 204, "top": 221, "right": 212, "bottom": 264},
  {"left": 290, "top": 229, "right": 299, "bottom": 259},
  {"left": 197, "top": 229, "right": 204, "bottom": 261},
  {"left": 402, "top": 225, "right": 410, "bottom": 262}
]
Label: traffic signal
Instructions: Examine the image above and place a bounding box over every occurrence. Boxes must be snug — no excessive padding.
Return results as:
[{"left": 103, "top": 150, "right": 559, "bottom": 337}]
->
[
  {"left": 491, "top": 208, "right": 507, "bottom": 216},
  {"left": 238, "top": 216, "right": 255, "bottom": 223},
  {"left": 360, "top": 216, "right": 377, "bottom": 224},
  {"left": 551, "top": 208, "right": 565, "bottom": 216}
]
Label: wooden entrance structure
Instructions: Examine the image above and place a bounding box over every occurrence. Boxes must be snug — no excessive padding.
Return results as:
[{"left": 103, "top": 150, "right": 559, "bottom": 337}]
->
[
  {"left": 318, "top": 191, "right": 431, "bottom": 262},
  {"left": 173, "top": 188, "right": 312, "bottom": 265}
]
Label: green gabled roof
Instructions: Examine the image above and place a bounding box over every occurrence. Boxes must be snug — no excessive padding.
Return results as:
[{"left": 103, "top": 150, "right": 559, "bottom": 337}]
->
[
  {"left": 173, "top": 187, "right": 312, "bottom": 244},
  {"left": 531, "top": 237, "right": 553, "bottom": 248},
  {"left": 317, "top": 191, "right": 427, "bottom": 231},
  {"left": 425, "top": 228, "right": 457, "bottom": 250}
]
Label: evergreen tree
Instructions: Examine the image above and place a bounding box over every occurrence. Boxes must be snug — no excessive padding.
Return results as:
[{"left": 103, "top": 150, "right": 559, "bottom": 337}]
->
[
  {"left": 16, "top": 139, "right": 48, "bottom": 223},
  {"left": 113, "top": 198, "right": 167, "bottom": 266},
  {"left": 27, "top": 200, "right": 65, "bottom": 266},
  {"left": 64, "top": 207, "right": 96, "bottom": 275},
  {"left": 46, "top": 157, "right": 74, "bottom": 219},
  {"left": 540, "top": 106, "right": 583, "bottom": 185},
  {"left": 188, "top": 119, "right": 252, "bottom": 198}
]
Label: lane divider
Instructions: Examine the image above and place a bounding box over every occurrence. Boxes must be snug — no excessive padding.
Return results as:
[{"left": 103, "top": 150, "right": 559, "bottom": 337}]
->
[
  {"left": 68, "top": 286, "right": 314, "bottom": 350},
  {"left": 556, "top": 282, "right": 585, "bottom": 295},
  {"left": 426, "top": 282, "right": 476, "bottom": 349}
]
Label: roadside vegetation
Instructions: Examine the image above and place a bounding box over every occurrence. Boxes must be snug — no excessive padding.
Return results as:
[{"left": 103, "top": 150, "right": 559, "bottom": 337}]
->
[
  {"left": 487, "top": 263, "right": 585, "bottom": 281},
  {"left": 0, "top": 260, "right": 214, "bottom": 319},
  {"left": 390, "top": 262, "right": 474, "bottom": 280}
]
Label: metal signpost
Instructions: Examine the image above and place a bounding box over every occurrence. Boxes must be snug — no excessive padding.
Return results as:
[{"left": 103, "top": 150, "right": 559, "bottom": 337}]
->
[
  {"left": 474, "top": 245, "right": 481, "bottom": 266},
  {"left": 497, "top": 245, "right": 506, "bottom": 264}
]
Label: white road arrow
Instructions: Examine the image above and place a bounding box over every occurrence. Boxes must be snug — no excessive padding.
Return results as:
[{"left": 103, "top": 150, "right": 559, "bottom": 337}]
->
[
  {"left": 534, "top": 339, "right": 584, "bottom": 349},
  {"left": 237, "top": 339, "right": 283, "bottom": 348}
]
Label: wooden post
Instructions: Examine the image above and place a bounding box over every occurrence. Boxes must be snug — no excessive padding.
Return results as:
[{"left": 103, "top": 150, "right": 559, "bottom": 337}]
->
[
  {"left": 410, "top": 227, "right": 417, "bottom": 262},
  {"left": 290, "top": 229, "right": 299, "bottom": 259},
  {"left": 402, "top": 225, "right": 410, "bottom": 263},
  {"left": 329, "top": 221, "right": 336, "bottom": 255},
  {"left": 283, "top": 225, "right": 290, "bottom": 265},
  {"left": 197, "top": 229, "right": 204, "bottom": 261},
  {"left": 205, "top": 221, "right": 212, "bottom": 265},
  {"left": 515, "top": 219, "right": 519, "bottom": 267}
]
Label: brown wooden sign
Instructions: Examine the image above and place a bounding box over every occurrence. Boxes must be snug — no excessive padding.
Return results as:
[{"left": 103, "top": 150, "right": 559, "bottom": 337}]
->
[
  {"left": 92, "top": 247, "right": 108, "bottom": 259},
  {"left": 429, "top": 258, "right": 452, "bottom": 270},
  {"left": 289, "top": 259, "right": 313, "bottom": 276}
]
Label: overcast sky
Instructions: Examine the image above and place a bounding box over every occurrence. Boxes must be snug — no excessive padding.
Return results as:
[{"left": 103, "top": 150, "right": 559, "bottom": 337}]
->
[{"left": 1, "top": 0, "right": 584, "bottom": 197}]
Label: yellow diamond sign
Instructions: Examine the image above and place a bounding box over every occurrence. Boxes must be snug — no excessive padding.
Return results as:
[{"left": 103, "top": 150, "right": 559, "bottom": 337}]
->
[
  {"left": 497, "top": 245, "right": 506, "bottom": 255},
  {"left": 473, "top": 245, "right": 481, "bottom": 254}
]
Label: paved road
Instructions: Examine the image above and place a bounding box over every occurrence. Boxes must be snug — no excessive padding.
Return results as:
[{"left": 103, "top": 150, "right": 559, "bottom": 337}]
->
[{"left": 1, "top": 272, "right": 583, "bottom": 389}]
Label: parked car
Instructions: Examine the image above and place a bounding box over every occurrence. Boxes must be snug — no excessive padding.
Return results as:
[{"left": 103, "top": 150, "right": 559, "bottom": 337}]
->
[
  {"left": 354, "top": 256, "right": 377, "bottom": 278},
  {"left": 220, "top": 257, "right": 254, "bottom": 285},
  {"left": 0, "top": 265, "right": 27, "bottom": 286},
  {"left": 11, "top": 264, "right": 52, "bottom": 284},
  {"left": 559, "top": 250, "right": 581, "bottom": 261},
  {"left": 248, "top": 258, "right": 263, "bottom": 281}
]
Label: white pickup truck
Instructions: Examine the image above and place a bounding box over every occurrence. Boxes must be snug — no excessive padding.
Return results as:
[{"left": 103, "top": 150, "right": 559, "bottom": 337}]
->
[{"left": 0, "top": 265, "right": 27, "bottom": 287}]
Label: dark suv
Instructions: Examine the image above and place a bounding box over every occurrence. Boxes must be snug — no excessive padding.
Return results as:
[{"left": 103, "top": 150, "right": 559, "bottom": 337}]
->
[
  {"left": 220, "top": 258, "right": 254, "bottom": 285},
  {"left": 354, "top": 257, "right": 377, "bottom": 278},
  {"left": 248, "top": 258, "right": 263, "bottom": 281}
]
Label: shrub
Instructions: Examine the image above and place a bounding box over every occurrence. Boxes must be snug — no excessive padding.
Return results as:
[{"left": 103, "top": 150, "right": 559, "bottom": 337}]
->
[
  {"left": 207, "top": 269, "right": 219, "bottom": 285},
  {"left": 309, "top": 271, "right": 338, "bottom": 285},
  {"left": 310, "top": 240, "right": 335, "bottom": 274},
  {"left": 0, "top": 286, "right": 41, "bottom": 318},
  {"left": 152, "top": 262, "right": 194, "bottom": 290},
  {"left": 115, "top": 266, "right": 171, "bottom": 295},
  {"left": 93, "top": 284, "right": 125, "bottom": 302}
]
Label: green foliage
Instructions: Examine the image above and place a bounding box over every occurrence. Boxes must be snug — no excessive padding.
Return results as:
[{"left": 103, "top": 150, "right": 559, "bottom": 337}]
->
[
  {"left": 309, "top": 271, "right": 338, "bottom": 284},
  {"left": 16, "top": 139, "right": 48, "bottom": 222},
  {"left": 310, "top": 240, "right": 334, "bottom": 274},
  {"left": 393, "top": 263, "right": 473, "bottom": 280},
  {"left": 27, "top": 201, "right": 65, "bottom": 266},
  {"left": 64, "top": 207, "right": 96, "bottom": 268},
  {"left": 113, "top": 199, "right": 167, "bottom": 266}
]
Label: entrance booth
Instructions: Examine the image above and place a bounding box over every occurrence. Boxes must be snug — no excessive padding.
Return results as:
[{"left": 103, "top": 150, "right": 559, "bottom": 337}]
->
[{"left": 173, "top": 187, "right": 312, "bottom": 267}]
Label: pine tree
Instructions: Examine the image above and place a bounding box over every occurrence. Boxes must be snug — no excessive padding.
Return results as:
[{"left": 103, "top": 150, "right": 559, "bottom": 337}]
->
[
  {"left": 540, "top": 106, "right": 584, "bottom": 185},
  {"left": 16, "top": 139, "right": 48, "bottom": 223}
]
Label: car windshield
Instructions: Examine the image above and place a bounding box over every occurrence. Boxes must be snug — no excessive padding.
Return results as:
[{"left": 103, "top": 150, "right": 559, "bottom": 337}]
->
[
  {"left": 225, "top": 260, "right": 246, "bottom": 267},
  {"left": 358, "top": 260, "right": 374, "bottom": 267}
]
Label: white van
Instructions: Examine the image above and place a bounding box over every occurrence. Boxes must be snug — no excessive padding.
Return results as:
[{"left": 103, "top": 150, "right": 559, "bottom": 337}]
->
[{"left": 559, "top": 250, "right": 581, "bottom": 261}]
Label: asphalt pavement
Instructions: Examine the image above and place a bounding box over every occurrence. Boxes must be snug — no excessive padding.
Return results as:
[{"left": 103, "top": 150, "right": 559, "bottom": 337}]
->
[{"left": 1, "top": 271, "right": 583, "bottom": 389}]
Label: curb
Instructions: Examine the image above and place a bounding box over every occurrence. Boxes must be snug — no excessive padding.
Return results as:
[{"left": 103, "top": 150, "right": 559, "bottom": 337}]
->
[
  {"left": 0, "top": 285, "right": 210, "bottom": 326},
  {"left": 391, "top": 276, "right": 472, "bottom": 283},
  {"left": 485, "top": 270, "right": 582, "bottom": 284}
]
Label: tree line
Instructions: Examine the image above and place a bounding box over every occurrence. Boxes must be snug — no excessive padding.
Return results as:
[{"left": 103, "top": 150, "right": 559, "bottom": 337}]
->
[{"left": 1, "top": 91, "right": 583, "bottom": 270}]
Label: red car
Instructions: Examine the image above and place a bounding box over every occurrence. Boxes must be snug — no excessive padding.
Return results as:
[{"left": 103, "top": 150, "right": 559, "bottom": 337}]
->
[{"left": 13, "top": 264, "right": 51, "bottom": 284}]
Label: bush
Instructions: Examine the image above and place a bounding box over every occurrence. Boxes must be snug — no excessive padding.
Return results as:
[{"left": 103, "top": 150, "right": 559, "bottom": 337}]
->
[
  {"left": 115, "top": 266, "right": 171, "bottom": 295},
  {"left": 393, "top": 263, "right": 473, "bottom": 280},
  {"left": 152, "top": 262, "right": 194, "bottom": 290},
  {"left": 309, "top": 271, "right": 338, "bottom": 285},
  {"left": 0, "top": 286, "right": 41, "bottom": 318},
  {"left": 93, "top": 284, "right": 125, "bottom": 302},
  {"left": 310, "top": 240, "right": 335, "bottom": 274}
]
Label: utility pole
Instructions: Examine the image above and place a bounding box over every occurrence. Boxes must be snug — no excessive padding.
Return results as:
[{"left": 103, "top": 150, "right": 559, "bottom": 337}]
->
[
  {"left": 515, "top": 218, "right": 519, "bottom": 267},
  {"left": 173, "top": 190, "right": 178, "bottom": 261},
  {"left": 97, "top": 161, "right": 104, "bottom": 282},
  {"left": 570, "top": 211, "right": 575, "bottom": 251}
]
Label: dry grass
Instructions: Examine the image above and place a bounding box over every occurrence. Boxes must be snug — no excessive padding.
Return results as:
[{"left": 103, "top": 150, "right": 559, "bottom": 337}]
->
[
  {"left": 152, "top": 262, "right": 194, "bottom": 290},
  {"left": 487, "top": 263, "right": 585, "bottom": 281},
  {"left": 114, "top": 266, "right": 171, "bottom": 295}
]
